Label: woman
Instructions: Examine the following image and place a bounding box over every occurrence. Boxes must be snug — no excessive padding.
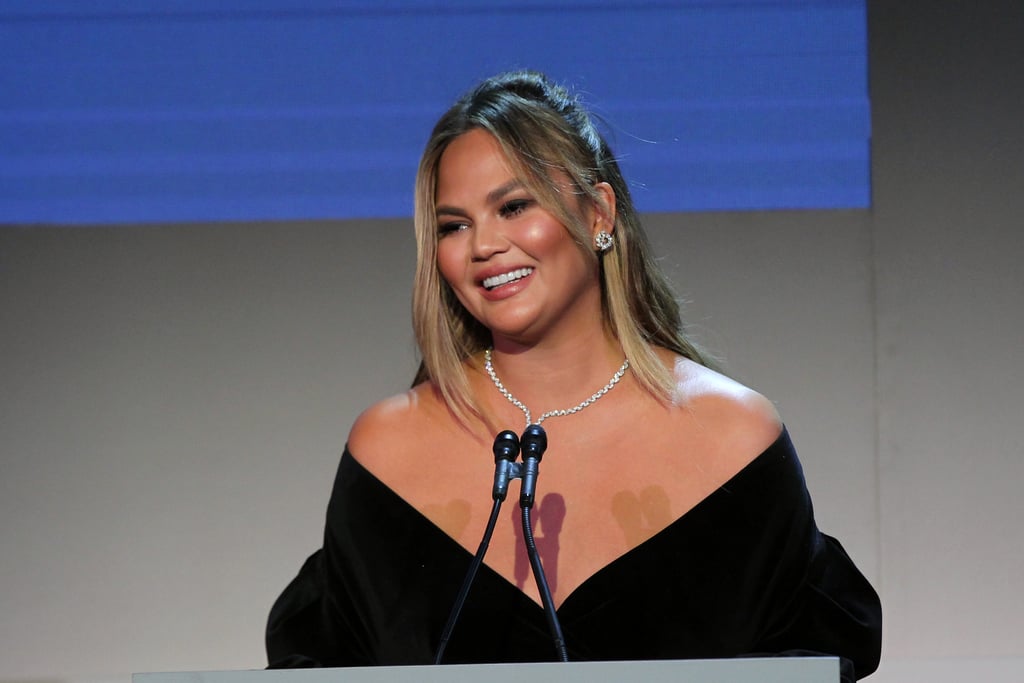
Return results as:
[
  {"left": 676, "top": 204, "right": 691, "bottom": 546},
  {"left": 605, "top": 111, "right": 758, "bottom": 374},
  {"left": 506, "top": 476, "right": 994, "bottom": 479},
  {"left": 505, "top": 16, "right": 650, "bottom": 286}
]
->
[{"left": 266, "top": 71, "right": 882, "bottom": 679}]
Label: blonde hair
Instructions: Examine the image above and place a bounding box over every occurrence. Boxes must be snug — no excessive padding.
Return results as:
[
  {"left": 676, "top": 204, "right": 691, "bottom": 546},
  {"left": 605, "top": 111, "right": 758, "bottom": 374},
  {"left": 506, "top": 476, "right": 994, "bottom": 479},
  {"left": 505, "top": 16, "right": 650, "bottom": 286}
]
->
[{"left": 412, "top": 71, "right": 713, "bottom": 422}]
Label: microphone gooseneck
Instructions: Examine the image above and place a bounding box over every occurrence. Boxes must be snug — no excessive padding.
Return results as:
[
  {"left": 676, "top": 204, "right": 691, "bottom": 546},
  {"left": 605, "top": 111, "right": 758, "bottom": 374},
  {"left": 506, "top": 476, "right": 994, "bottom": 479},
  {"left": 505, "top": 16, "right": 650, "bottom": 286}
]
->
[
  {"left": 517, "top": 424, "right": 568, "bottom": 662},
  {"left": 434, "top": 431, "right": 521, "bottom": 664}
]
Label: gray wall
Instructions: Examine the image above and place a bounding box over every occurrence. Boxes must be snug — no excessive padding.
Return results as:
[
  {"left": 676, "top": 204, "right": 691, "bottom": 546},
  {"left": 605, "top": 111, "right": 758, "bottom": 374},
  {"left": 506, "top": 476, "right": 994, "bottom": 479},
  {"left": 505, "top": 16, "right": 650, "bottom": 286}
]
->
[
  {"left": 1, "top": 2, "right": 1022, "bottom": 681},
  {"left": 871, "top": 0, "right": 1024, "bottom": 662}
]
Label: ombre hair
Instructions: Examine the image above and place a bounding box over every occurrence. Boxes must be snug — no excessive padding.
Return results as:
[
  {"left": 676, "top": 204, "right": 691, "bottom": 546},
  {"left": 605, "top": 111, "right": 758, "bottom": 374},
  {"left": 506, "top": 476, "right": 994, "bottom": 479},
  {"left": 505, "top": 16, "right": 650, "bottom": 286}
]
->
[{"left": 412, "top": 71, "right": 713, "bottom": 421}]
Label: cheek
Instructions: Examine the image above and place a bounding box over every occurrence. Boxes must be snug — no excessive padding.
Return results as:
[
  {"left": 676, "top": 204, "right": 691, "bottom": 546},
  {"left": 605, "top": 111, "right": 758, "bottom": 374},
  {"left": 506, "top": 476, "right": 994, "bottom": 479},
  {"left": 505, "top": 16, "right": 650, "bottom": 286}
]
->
[
  {"left": 435, "top": 240, "right": 461, "bottom": 287},
  {"left": 521, "top": 217, "right": 576, "bottom": 256}
]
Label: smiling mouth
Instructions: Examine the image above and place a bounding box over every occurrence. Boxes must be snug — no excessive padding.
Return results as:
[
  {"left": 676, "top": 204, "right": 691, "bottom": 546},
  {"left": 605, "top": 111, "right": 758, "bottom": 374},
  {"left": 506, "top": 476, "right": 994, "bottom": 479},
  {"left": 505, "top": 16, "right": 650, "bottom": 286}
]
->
[{"left": 482, "top": 267, "right": 533, "bottom": 290}]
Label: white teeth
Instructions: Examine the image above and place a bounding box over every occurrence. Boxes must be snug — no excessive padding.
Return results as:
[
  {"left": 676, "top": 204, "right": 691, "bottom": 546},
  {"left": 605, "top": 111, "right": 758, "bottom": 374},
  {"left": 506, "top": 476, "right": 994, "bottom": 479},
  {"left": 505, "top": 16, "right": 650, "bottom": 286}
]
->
[{"left": 483, "top": 267, "right": 533, "bottom": 290}]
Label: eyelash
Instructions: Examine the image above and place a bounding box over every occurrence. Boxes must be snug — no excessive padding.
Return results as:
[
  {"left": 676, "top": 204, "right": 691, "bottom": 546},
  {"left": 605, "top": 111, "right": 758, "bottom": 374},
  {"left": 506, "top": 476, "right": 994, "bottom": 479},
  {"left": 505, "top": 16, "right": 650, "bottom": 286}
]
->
[
  {"left": 437, "top": 198, "right": 533, "bottom": 236},
  {"left": 499, "top": 198, "right": 532, "bottom": 218},
  {"left": 438, "top": 221, "right": 467, "bottom": 236}
]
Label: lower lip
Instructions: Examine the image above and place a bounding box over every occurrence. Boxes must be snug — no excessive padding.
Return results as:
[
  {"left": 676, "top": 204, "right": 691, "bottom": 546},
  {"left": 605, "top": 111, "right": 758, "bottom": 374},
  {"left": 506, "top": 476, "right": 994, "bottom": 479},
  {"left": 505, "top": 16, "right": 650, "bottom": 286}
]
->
[{"left": 479, "top": 272, "right": 532, "bottom": 301}]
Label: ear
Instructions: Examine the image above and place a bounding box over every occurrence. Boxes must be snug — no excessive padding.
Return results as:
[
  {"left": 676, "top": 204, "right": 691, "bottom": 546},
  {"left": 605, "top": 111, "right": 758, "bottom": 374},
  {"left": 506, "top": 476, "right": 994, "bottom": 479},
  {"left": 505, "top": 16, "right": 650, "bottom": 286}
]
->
[{"left": 590, "top": 181, "right": 617, "bottom": 239}]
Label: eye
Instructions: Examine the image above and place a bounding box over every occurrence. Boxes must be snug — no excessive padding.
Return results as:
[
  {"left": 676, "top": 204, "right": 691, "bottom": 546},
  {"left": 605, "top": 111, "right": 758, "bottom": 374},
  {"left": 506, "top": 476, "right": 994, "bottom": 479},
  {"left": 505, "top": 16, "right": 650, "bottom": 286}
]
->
[
  {"left": 437, "top": 220, "right": 468, "bottom": 237},
  {"left": 499, "top": 198, "right": 533, "bottom": 218}
]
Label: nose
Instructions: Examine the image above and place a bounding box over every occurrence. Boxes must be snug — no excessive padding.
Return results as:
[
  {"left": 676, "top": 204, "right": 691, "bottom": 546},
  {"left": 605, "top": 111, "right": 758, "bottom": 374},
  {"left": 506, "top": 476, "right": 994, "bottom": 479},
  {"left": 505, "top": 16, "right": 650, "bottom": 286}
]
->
[{"left": 470, "top": 217, "right": 509, "bottom": 261}]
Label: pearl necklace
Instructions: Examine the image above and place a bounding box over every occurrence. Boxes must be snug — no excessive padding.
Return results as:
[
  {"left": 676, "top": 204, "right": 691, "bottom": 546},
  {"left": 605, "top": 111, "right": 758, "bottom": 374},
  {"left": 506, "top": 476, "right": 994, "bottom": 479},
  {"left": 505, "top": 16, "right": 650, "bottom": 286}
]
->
[{"left": 483, "top": 348, "right": 630, "bottom": 428}]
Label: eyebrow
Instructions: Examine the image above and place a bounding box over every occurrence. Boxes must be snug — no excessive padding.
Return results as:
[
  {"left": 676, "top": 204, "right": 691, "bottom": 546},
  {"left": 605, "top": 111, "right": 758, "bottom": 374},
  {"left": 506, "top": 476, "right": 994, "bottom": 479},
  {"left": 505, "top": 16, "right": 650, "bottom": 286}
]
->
[{"left": 435, "top": 179, "right": 526, "bottom": 217}]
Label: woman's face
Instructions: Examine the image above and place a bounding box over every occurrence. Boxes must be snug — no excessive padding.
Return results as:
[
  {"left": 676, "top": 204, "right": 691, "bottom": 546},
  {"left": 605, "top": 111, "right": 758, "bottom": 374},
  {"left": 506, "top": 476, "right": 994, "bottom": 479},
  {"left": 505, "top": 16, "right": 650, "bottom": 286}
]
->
[{"left": 434, "top": 129, "right": 605, "bottom": 348}]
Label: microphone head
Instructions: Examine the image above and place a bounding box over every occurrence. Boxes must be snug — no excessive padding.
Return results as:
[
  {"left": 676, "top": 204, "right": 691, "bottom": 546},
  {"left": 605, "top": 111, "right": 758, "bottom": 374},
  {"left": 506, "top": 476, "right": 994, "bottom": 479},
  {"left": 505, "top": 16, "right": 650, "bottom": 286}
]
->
[
  {"left": 492, "top": 429, "right": 520, "bottom": 463},
  {"left": 520, "top": 424, "right": 548, "bottom": 461}
]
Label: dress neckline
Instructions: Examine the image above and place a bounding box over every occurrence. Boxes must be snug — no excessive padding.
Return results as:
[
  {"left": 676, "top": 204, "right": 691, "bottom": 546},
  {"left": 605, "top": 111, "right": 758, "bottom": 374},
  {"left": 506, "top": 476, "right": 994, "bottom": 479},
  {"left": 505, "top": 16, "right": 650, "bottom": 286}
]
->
[{"left": 342, "top": 426, "right": 791, "bottom": 615}]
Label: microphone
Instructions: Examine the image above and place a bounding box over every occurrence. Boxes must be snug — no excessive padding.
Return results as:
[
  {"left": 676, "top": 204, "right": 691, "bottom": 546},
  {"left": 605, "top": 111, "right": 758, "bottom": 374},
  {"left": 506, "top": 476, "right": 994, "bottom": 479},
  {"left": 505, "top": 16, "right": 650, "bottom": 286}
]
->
[
  {"left": 519, "top": 423, "right": 548, "bottom": 509},
  {"left": 491, "top": 429, "right": 520, "bottom": 501},
  {"left": 434, "top": 430, "right": 522, "bottom": 664},
  {"left": 515, "top": 423, "right": 567, "bottom": 661}
]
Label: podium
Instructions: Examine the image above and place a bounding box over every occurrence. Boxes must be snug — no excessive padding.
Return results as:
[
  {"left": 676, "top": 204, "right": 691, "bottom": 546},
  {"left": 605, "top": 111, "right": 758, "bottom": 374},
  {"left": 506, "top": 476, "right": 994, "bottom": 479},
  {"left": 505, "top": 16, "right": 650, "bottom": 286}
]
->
[{"left": 135, "top": 657, "right": 839, "bottom": 683}]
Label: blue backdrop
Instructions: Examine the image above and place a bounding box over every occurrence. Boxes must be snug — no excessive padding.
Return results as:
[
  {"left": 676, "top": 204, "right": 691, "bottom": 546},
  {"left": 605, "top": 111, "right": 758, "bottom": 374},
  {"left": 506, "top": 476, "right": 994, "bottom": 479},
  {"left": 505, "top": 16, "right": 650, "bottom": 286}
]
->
[{"left": 0, "top": 1, "right": 869, "bottom": 225}]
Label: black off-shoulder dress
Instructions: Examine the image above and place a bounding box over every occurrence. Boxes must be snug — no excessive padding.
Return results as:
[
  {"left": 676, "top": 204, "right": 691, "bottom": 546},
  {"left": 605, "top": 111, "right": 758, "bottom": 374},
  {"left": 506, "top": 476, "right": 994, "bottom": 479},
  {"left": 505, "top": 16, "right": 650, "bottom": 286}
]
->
[{"left": 266, "top": 428, "right": 881, "bottom": 680}]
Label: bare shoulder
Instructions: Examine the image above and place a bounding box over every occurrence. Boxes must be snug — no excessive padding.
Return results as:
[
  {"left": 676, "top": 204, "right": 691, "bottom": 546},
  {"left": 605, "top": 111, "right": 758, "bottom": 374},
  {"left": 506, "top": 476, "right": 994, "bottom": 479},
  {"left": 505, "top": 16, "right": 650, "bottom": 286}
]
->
[
  {"left": 347, "top": 390, "right": 414, "bottom": 458},
  {"left": 671, "top": 356, "right": 783, "bottom": 460},
  {"left": 347, "top": 383, "right": 442, "bottom": 475}
]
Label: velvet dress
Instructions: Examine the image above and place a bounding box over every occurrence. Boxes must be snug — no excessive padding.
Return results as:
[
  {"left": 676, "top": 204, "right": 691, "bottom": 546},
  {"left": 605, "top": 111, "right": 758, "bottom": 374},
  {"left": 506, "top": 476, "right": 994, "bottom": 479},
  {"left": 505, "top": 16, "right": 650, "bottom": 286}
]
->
[{"left": 266, "top": 428, "right": 881, "bottom": 680}]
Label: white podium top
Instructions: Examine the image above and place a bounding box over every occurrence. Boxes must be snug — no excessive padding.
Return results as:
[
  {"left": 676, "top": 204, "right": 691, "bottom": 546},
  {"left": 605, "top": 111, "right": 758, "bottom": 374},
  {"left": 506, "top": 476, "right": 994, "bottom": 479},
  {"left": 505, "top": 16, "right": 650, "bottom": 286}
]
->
[{"left": 136, "top": 657, "right": 839, "bottom": 683}]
